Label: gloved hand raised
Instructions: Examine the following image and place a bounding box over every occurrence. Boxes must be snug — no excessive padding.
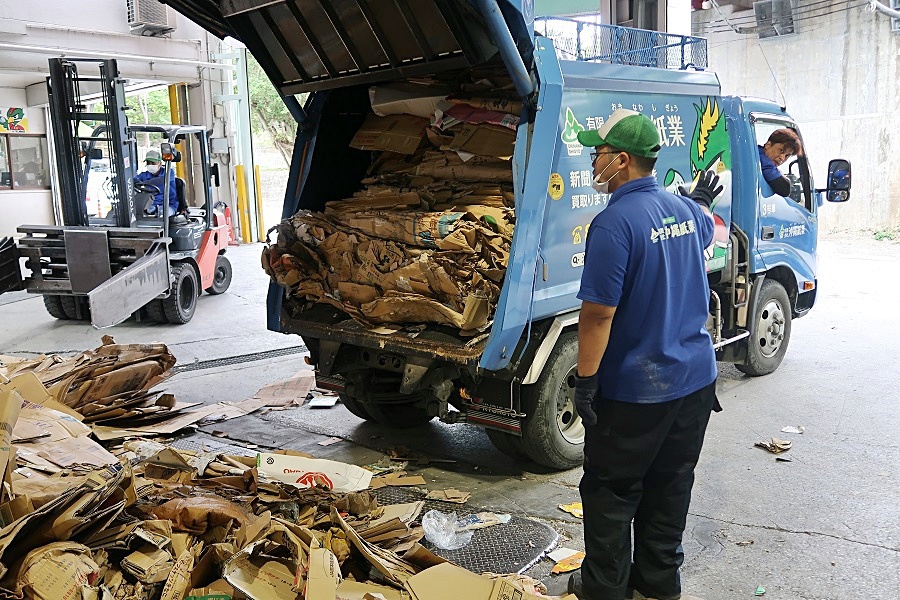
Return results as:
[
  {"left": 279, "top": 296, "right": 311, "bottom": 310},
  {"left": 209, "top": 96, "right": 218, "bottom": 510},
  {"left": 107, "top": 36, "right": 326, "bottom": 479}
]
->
[
  {"left": 678, "top": 169, "right": 723, "bottom": 210},
  {"left": 573, "top": 372, "right": 599, "bottom": 426}
]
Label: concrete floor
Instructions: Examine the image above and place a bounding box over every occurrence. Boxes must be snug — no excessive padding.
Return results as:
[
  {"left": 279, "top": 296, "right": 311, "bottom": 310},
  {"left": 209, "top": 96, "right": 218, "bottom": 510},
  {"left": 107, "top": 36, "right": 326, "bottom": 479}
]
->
[{"left": 1, "top": 236, "right": 897, "bottom": 599}]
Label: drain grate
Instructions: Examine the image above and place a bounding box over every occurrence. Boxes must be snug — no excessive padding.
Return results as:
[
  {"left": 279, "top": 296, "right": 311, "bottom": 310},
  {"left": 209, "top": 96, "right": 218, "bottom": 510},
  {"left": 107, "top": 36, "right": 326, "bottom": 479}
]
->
[
  {"left": 171, "top": 345, "right": 308, "bottom": 374},
  {"left": 372, "top": 487, "right": 558, "bottom": 575}
]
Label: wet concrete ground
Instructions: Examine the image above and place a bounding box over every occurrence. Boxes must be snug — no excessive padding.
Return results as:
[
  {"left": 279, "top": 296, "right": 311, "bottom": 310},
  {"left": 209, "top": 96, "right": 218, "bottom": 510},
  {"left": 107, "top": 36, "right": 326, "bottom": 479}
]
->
[{"left": 1, "top": 235, "right": 897, "bottom": 599}]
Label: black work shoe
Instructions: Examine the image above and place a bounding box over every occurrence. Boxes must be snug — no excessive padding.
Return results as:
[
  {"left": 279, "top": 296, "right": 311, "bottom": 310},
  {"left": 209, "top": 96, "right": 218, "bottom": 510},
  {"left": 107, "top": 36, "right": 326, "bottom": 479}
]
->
[{"left": 567, "top": 572, "right": 586, "bottom": 599}]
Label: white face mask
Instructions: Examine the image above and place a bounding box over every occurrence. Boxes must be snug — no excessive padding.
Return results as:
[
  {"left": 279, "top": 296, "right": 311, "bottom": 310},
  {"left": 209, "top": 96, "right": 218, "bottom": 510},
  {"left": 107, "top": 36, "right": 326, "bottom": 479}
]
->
[
  {"left": 591, "top": 155, "right": 621, "bottom": 194},
  {"left": 147, "top": 164, "right": 160, "bottom": 175}
]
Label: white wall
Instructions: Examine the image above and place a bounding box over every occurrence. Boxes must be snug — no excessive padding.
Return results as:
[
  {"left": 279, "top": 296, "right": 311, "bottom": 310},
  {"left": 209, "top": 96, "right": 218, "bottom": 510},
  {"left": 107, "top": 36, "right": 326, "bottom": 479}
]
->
[
  {"left": 0, "top": 0, "right": 244, "bottom": 234},
  {"left": 0, "top": 87, "right": 52, "bottom": 238},
  {"left": 694, "top": 5, "right": 900, "bottom": 231}
]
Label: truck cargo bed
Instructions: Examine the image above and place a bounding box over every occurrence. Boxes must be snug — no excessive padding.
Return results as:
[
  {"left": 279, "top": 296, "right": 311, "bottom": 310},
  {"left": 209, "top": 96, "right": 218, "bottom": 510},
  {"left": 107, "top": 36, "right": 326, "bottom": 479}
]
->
[{"left": 281, "top": 303, "right": 488, "bottom": 366}]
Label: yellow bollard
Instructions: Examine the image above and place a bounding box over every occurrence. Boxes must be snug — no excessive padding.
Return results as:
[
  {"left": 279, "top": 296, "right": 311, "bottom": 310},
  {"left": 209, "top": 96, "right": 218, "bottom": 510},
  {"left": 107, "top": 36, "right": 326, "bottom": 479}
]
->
[
  {"left": 167, "top": 85, "right": 186, "bottom": 181},
  {"left": 235, "top": 164, "right": 252, "bottom": 244},
  {"left": 254, "top": 165, "right": 265, "bottom": 242}
]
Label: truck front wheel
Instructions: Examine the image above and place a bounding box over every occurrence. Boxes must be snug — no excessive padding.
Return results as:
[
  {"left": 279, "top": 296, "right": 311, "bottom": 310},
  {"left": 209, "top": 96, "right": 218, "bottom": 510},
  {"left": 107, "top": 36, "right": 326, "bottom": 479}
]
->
[
  {"left": 518, "top": 331, "right": 585, "bottom": 470},
  {"left": 737, "top": 279, "right": 792, "bottom": 376}
]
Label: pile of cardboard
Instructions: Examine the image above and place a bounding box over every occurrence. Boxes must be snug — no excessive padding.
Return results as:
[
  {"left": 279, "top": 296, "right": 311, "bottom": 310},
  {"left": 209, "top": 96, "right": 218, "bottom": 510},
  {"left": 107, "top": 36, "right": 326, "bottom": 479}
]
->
[
  {"left": 0, "top": 336, "right": 182, "bottom": 428},
  {"left": 0, "top": 429, "right": 574, "bottom": 600},
  {"left": 263, "top": 77, "right": 521, "bottom": 334}
]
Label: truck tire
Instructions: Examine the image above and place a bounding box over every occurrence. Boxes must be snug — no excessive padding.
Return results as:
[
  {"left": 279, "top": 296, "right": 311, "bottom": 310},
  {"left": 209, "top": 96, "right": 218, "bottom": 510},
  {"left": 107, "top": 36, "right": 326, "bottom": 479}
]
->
[
  {"left": 518, "top": 331, "right": 585, "bottom": 470},
  {"left": 485, "top": 429, "right": 529, "bottom": 459},
  {"left": 145, "top": 300, "right": 168, "bottom": 324},
  {"left": 338, "top": 393, "right": 372, "bottom": 420},
  {"left": 161, "top": 263, "right": 198, "bottom": 324},
  {"left": 737, "top": 279, "right": 792, "bottom": 376},
  {"left": 367, "top": 401, "right": 433, "bottom": 428},
  {"left": 43, "top": 295, "right": 70, "bottom": 320},
  {"left": 205, "top": 255, "right": 232, "bottom": 295}
]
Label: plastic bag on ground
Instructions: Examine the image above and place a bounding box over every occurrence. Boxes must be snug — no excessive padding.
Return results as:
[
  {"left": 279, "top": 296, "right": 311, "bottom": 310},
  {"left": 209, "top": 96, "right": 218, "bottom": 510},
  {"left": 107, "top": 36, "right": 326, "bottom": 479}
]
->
[{"left": 421, "top": 509, "right": 474, "bottom": 550}]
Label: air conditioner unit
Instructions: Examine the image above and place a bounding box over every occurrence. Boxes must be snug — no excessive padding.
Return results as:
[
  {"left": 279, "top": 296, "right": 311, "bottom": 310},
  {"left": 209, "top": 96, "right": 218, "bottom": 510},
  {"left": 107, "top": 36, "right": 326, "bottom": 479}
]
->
[
  {"left": 753, "top": 0, "right": 795, "bottom": 38},
  {"left": 126, "top": 0, "right": 176, "bottom": 36}
]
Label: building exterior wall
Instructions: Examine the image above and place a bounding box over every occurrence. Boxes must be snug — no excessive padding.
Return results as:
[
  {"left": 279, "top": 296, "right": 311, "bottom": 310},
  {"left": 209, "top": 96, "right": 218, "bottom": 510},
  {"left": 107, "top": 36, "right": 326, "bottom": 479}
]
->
[
  {"left": 694, "top": 4, "right": 900, "bottom": 231},
  {"left": 0, "top": 0, "right": 243, "bottom": 237}
]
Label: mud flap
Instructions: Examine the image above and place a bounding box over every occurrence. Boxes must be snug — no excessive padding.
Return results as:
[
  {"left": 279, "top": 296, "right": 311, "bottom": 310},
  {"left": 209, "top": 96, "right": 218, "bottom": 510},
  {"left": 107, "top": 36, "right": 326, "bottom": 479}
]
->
[
  {"left": 87, "top": 239, "right": 170, "bottom": 328},
  {"left": 0, "top": 237, "right": 23, "bottom": 295}
]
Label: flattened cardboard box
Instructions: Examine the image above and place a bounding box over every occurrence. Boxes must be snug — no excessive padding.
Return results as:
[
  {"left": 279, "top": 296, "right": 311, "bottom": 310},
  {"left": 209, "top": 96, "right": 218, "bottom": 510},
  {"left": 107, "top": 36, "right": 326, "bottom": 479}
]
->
[{"left": 351, "top": 114, "right": 429, "bottom": 155}]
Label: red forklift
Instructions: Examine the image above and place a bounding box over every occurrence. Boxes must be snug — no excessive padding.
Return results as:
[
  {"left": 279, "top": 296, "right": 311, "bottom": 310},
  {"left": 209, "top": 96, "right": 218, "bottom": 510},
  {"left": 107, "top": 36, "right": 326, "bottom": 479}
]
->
[{"left": 0, "top": 58, "right": 232, "bottom": 327}]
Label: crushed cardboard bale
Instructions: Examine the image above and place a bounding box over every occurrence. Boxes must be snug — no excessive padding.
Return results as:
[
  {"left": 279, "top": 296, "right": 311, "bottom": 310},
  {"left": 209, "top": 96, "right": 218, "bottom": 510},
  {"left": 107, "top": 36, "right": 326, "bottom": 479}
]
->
[{"left": 263, "top": 78, "right": 520, "bottom": 334}]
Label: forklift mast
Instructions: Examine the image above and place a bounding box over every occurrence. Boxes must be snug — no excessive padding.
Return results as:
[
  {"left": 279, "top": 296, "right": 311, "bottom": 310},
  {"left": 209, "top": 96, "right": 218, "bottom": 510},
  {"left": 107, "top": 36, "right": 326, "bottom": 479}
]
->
[{"left": 47, "top": 58, "right": 137, "bottom": 228}]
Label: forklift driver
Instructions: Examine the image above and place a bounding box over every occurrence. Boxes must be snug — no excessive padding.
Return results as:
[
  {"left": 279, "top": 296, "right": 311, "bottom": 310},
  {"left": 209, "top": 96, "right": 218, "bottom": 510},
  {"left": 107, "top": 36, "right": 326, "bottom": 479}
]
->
[{"left": 134, "top": 149, "right": 178, "bottom": 217}]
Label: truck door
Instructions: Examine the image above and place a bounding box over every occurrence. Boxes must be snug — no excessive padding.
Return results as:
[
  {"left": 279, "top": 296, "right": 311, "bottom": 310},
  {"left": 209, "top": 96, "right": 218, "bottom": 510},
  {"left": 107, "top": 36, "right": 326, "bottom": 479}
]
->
[{"left": 752, "top": 115, "right": 817, "bottom": 284}]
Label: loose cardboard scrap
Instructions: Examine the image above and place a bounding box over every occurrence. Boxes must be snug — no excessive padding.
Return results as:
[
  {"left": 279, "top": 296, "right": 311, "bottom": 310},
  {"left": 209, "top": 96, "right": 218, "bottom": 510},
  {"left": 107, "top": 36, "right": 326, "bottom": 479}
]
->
[
  {"left": 258, "top": 453, "right": 373, "bottom": 493},
  {"left": 305, "top": 547, "right": 342, "bottom": 600},
  {"left": 368, "top": 474, "right": 427, "bottom": 489},
  {"left": 337, "top": 580, "right": 410, "bottom": 600},
  {"left": 152, "top": 496, "right": 250, "bottom": 535},
  {"left": 425, "top": 489, "right": 470, "bottom": 504},
  {"left": 548, "top": 547, "right": 586, "bottom": 574},
  {"left": 14, "top": 541, "right": 100, "bottom": 600},
  {"left": 558, "top": 502, "right": 584, "bottom": 519},
  {"left": 350, "top": 114, "right": 429, "bottom": 155},
  {"left": 754, "top": 438, "right": 792, "bottom": 454}
]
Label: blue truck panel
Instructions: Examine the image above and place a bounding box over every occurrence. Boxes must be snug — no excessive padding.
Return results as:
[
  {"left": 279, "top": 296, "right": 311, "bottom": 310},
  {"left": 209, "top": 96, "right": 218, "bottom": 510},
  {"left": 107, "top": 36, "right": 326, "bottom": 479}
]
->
[{"left": 162, "top": 0, "right": 852, "bottom": 468}]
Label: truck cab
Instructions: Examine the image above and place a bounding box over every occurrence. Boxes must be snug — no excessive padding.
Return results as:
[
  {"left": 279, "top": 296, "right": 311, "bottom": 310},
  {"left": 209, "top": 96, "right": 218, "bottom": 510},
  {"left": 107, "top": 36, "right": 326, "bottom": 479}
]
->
[{"left": 163, "top": 1, "right": 851, "bottom": 469}]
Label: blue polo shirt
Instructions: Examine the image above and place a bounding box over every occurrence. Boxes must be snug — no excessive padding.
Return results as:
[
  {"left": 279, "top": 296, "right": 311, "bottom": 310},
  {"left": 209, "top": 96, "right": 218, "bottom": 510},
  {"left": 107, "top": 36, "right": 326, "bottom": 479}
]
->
[
  {"left": 758, "top": 145, "right": 782, "bottom": 185},
  {"left": 577, "top": 176, "right": 717, "bottom": 403}
]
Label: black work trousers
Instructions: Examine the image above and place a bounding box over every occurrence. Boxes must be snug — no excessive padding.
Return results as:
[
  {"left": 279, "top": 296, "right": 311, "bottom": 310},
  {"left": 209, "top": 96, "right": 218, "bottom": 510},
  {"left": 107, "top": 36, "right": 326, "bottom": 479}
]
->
[{"left": 579, "top": 381, "right": 719, "bottom": 600}]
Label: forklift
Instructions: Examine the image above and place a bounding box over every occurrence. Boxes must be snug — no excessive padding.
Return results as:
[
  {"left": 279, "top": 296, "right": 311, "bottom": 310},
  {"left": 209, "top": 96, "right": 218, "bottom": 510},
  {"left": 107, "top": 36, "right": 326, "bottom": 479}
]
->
[{"left": 0, "top": 58, "right": 232, "bottom": 327}]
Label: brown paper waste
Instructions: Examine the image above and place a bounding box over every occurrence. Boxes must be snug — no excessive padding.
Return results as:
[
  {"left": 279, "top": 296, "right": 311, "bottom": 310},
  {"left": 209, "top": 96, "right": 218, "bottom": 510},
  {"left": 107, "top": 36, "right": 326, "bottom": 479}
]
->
[
  {"left": 263, "top": 83, "right": 521, "bottom": 335},
  {"left": 0, "top": 430, "right": 571, "bottom": 600}
]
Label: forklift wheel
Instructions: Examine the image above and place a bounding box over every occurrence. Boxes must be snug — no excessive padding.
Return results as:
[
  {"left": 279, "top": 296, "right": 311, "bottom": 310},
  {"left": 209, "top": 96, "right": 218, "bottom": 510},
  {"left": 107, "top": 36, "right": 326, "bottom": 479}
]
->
[
  {"left": 145, "top": 300, "right": 168, "bottom": 324},
  {"left": 161, "top": 263, "right": 199, "bottom": 324},
  {"left": 60, "top": 296, "right": 90, "bottom": 320},
  {"left": 43, "top": 295, "right": 70, "bottom": 320},
  {"left": 205, "top": 255, "right": 232, "bottom": 295}
]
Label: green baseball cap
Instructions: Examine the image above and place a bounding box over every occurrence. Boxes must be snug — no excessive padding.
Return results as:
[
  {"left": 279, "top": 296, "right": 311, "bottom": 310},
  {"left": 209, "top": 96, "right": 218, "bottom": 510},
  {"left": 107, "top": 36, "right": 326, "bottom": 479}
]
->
[
  {"left": 145, "top": 149, "right": 161, "bottom": 163},
  {"left": 577, "top": 108, "right": 661, "bottom": 158}
]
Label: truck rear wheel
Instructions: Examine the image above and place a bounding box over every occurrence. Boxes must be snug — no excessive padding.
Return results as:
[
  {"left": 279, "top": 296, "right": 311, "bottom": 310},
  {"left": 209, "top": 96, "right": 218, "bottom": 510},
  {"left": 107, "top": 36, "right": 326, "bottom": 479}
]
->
[
  {"left": 338, "top": 393, "right": 372, "bottom": 420},
  {"left": 162, "top": 263, "right": 198, "bottom": 324},
  {"left": 485, "top": 429, "right": 529, "bottom": 459},
  {"left": 366, "top": 400, "right": 433, "bottom": 428},
  {"left": 43, "top": 295, "right": 70, "bottom": 320},
  {"left": 518, "top": 331, "right": 585, "bottom": 470},
  {"left": 737, "top": 279, "right": 792, "bottom": 376}
]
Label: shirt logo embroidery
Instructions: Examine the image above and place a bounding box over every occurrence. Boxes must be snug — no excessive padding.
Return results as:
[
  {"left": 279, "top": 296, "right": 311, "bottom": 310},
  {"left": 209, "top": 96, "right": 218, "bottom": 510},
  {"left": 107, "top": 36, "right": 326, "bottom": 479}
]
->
[{"left": 651, "top": 218, "right": 696, "bottom": 243}]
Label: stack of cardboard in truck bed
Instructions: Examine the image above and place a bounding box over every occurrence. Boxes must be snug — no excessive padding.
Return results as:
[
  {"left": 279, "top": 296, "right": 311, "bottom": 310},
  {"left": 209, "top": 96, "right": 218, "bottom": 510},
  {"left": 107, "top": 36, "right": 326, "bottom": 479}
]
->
[{"left": 263, "top": 78, "right": 522, "bottom": 334}]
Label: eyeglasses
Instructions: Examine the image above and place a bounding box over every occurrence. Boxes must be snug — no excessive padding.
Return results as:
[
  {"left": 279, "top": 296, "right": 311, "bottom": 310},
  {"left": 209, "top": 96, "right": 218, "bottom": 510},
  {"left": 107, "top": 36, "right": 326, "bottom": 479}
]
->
[{"left": 590, "top": 150, "right": 621, "bottom": 162}]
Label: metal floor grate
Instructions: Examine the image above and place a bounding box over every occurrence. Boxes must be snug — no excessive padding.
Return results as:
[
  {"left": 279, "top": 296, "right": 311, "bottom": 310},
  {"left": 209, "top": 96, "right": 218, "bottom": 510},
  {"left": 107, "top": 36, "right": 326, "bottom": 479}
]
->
[
  {"left": 373, "top": 487, "right": 558, "bottom": 574},
  {"left": 171, "top": 345, "right": 308, "bottom": 374}
]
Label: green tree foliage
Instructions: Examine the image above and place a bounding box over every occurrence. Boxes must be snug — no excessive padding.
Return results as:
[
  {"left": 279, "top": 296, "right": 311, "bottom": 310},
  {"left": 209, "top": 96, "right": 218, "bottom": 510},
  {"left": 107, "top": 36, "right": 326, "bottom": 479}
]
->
[{"left": 247, "top": 55, "right": 300, "bottom": 166}]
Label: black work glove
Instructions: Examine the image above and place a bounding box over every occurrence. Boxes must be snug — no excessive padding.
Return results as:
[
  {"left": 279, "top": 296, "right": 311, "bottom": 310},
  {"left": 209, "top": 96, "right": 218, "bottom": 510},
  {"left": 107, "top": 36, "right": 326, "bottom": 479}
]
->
[
  {"left": 678, "top": 169, "right": 723, "bottom": 210},
  {"left": 573, "top": 373, "right": 599, "bottom": 426}
]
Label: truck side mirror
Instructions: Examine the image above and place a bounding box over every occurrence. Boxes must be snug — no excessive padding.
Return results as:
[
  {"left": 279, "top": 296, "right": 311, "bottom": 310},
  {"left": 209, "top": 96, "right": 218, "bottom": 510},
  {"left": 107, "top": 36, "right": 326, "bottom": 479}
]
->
[
  {"left": 826, "top": 159, "right": 850, "bottom": 202},
  {"left": 209, "top": 163, "right": 220, "bottom": 187}
]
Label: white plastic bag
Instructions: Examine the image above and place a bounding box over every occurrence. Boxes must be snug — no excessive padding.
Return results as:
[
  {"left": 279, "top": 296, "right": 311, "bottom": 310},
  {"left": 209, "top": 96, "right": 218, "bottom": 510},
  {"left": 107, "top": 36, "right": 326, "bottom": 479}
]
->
[{"left": 421, "top": 509, "right": 474, "bottom": 550}]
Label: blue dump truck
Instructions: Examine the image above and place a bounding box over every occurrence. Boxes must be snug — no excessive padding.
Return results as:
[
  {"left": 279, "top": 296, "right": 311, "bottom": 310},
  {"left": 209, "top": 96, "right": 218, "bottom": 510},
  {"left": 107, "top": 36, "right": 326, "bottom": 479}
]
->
[{"left": 169, "top": 1, "right": 851, "bottom": 469}]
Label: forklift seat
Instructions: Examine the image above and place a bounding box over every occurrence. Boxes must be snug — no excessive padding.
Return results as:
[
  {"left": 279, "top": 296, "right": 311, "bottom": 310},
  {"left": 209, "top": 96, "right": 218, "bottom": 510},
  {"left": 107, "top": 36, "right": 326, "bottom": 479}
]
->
[{"left": 175, "top": 177, "right": 188, "bottom": 214}]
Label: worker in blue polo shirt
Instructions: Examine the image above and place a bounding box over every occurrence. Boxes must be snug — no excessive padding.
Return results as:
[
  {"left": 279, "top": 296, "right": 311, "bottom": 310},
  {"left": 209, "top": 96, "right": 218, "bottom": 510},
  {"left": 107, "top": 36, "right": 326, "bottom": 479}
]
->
[
  {"left": 135, "top": 149, "right": 178, "bottom": 217},
  {"left": 566, "top": 109, "right": 722, "bottom": 600}
]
